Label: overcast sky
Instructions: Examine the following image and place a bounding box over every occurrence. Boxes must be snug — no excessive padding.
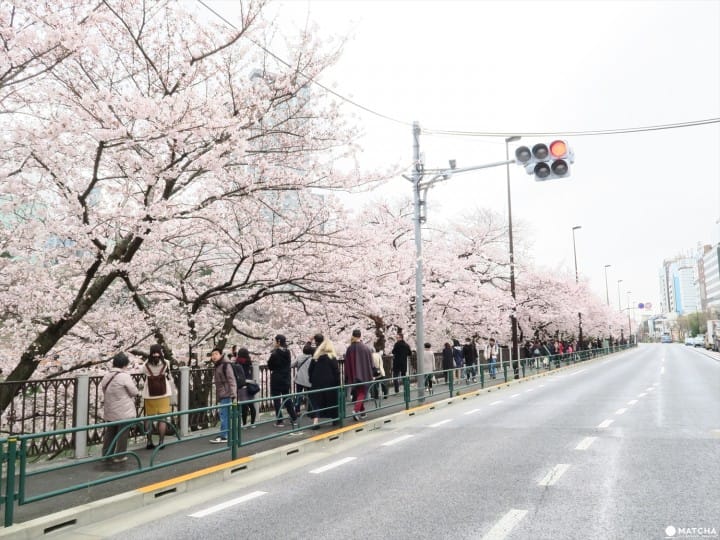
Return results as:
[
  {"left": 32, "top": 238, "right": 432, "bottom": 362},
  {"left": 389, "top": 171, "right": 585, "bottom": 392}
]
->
[{"left": 206, "top": 0, "right": 720, "bottom": 317}]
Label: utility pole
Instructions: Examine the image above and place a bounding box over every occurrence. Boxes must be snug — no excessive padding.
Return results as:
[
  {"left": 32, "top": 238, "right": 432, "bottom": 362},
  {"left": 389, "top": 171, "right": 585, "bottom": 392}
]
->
[{"left": 411, "top": 121, "right": 425, "bottom": 402}]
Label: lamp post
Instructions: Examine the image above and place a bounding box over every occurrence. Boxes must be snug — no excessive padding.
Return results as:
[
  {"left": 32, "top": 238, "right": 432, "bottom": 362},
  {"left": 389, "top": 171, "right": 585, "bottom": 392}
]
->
[
  {"left": 604, "top": 264, "right": 612, "bottom": 306},
  {"left": 617, "top": 279, "right": 623, "bottom": 311},
  {"left": 626, "top": 291, "right": 633, "bottom": 340},
  {"left": 506, "top": 136, "right": 521, "bottom": 373},
  {"left": 572, "top": 226, "right": 583, "bottom": 346}
]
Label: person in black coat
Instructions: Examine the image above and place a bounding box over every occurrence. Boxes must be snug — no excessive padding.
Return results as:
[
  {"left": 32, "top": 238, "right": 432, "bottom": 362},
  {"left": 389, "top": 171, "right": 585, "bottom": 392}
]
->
[
  {"left": 441, "top": 342, "right": 454, "bottom": 382},
  {"left": 391, "top": 333, "right": 412, "bottom": 394},
  {"left": 267, "top": 334, "right": 297, "bottom": 427},
  {"left": 308, "top": 338, "right": 340, "bottom": 428}
]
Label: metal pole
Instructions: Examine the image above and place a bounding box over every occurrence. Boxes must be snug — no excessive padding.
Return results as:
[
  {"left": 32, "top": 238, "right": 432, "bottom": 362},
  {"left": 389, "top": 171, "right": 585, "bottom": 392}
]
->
[
  {"left": 604, "top": 265, "right": 611, "bottom": 306},
  {"left": 505, "top": 136, "right": 520, "bottom": 373},
  {"left": 572, "top": 226, "right": 583, "bottom": 346},
  {"left": 412, "top": 121, "right": 425, "bottom": 403},
  {"left": 74, "top": 374, "right": 89, "bottom": 459},
  {"left": 617, "top": 279, "right": 623, "bottom": 311},
  {"left": 572, "top": 227, "right": 580, "bottom": 283}
]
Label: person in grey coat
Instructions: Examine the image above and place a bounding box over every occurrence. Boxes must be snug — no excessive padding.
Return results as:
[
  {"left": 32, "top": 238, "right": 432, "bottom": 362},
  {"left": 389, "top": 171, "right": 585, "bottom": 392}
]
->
[{"left": 101, "top": 353, "right": 140, "bottom": 463}]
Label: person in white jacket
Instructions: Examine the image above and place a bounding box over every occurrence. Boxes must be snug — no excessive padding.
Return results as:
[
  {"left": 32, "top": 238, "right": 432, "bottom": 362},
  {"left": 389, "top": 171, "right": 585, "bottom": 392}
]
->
[
  {"left": 101, "top": 352, "right": 140, "bottom": 463},
  {"left": 484, "top": 338, "right": 499, "bottom": 380}
]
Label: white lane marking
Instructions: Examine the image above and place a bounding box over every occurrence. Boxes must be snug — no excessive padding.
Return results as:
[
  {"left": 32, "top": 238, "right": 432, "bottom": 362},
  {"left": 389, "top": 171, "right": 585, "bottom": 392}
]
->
[
  {"left": 511, "top": 394, "right": 520, "bottom": 398},
  {"left": 538, "top": 464, "right": 571, "bottom": 486},
  {"left": 615, "top": 408, "right": 627, "bottom": 415},
  {"left": 627, "top": 399, "right": 638, "bottom": 406},
  {"left": 189, "top": 491, "right": 267, "bottom": 518},
  {"left": 526, "top": 389, "right": 535, "bottom": 393},
  {"left": 653, "top": 382, "right": 659, "bottom": 386},
  {"left": 598, "top": 419, "right": 614, "bottom": 428},
  {"left": 490, "top": 401, "right": 503, "bottom": 406},
  {"left": 481, "top": 509, "right": 528, "bottom": 540},
  {"left": 381, "top": 434, "right": 414, "bottom": 447},
  {"left": 646, "top": 387, "right": 655, "bottom": 392},
  {"left": 310, "top": 457, "right": 356, "bottom": 474},
  {"left": 575, "top": 436, "right": 597, "bottom": 450},
  {"left": 660, "top": 367, "right": 665, "bottom": 375},
  {"left": 429, "top": 419, "right": 452, "bottom": 428},
  {"left": 638, "top": 393, "right": 647, "bottom": 397},
  {"left": 539, "top": 384, "right": 545, "bottom": 388},
  {"left": 464, "top": 408, "right": 481, "bottom": 415}
]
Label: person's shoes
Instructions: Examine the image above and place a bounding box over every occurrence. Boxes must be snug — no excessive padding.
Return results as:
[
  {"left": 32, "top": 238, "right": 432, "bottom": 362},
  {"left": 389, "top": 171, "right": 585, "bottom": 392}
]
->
[
  {"left": 111, "top": 456, "right": 128, "bottom": 463},
  {"left": 352, "top": 414, "right": 361, "bottom": 421},
  {"left": 250, "top": 424, "right": 257, "bottom": 429},
  {"left": 146, "top": 442, "right": 155, "bottom": 450},
  {"left": 274, "top": 421, "right": 285, "bottom": 427},
  {"left": 291, "top": 420, "right": 298, "bottom": 428},
  {"left": 359, "top": 413, "right": 367, "bottom": 419},
  {"left": 209, "top": 436, "right": 227, "bottom": 444}
]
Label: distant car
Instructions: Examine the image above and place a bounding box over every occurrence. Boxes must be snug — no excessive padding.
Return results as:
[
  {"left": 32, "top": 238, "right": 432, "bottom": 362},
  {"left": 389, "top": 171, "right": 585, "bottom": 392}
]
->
[
  {"left": 661, "top": 334, "right": 672, "bottom": 343},
  {"left": 684, "top": 337, "right": 694, "bottom": 346},
  {"left": 693, "top": 335, "right": 705, "bottom": 347}
]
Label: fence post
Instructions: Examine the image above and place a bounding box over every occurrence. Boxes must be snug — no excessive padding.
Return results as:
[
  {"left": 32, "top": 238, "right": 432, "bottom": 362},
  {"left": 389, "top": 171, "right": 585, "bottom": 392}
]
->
[
  {"left": 4, "top": 438, "right": 17, "bottom": 527},
  {"left": 448, "top": 369, "right": 453, "bottom": 396},
  {"left": 74, "top": 374, "right": 89, "bottom": 459},
  {"left": 403, "top": 376, "right": 410, "bottom": 409},
  {"left": 179, "top": 366, "right": 190, "bottom": 437}
]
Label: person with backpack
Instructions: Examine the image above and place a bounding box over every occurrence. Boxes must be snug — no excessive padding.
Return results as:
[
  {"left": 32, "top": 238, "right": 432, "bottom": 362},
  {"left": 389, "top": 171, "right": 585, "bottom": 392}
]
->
[
  {"left": 101, "top": 352, "right": 140, "bottom": 463},
  {"left": 236, "top": 347, "right": 256, "bottom": 428},
  {"left": 291, "top": 342, "right": 314, "bottom": 415},
  {"left": 142, "top": 344, "right": 173, "bottom": 449},
  {"left": 210, "top": 347, "right": 237, "bottom": 443},
  {"left": 267, "top": 334, "right": 298, "bottom": 428},
  {"left": 462, "top": 338, "right": 478, "bottom": 383}
]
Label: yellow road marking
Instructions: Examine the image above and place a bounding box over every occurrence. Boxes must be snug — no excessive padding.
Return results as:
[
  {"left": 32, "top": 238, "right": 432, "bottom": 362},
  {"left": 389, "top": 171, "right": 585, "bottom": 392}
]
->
[{"left": 137, "top": 456, "right": 252, "bottom": 493}]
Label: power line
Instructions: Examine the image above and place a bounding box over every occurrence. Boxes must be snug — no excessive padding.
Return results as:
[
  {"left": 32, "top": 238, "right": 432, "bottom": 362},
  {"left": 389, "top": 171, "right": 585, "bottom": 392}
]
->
[
  {"left": 197, "top": 2, "right": 719, "bottom": 140},
  {"left": 422, "top": 118, "right": 720, "bottom": 138},
  {"left": 197, "top": 0, "right": 412, "bottom": 127}
]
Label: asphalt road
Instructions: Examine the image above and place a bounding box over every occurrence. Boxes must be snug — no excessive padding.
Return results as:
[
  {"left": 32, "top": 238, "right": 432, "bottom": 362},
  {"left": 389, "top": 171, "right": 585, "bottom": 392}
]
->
[{"left": 62, "top": 344, "right": 720, "bottom": 540}]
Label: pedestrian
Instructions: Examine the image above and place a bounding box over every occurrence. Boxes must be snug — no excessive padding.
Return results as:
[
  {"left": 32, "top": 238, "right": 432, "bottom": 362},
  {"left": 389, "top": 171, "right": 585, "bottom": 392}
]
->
[
  {"left": 268, "top": 334, "right": 298, "bottom": 428},
  {"left": 370, "top": 348, "right": 388, "bottom": 399},
  {"left": 236, "top": 347, "right": 256, "bottom": 428},
  {"left": 452, "top": 339, "right": 464, "bottom": 381},
  {"left": 308, "top": 337, "right": 340, "bottom": 428},
  {"left": 291, "top": 341, "right": 314, "bottom": 415},
  {"left": 391, "top": 333, "right": 412, "bottom": 394},
  {"left": 344, "top": 329, "right": 375, "bottom": 421},
  {"left": 101, "top": 352, "right": 140, "bottom": 463},
  {"left": 142, "top": 344, "right": 173, "bottom": 449},
  {"left": 484, "top": 338, "right": 499, "bottom": 380},
  {"left": 441, "top": 342, "right": 454, "bottom": 382},
  {"left": 209, "top": 347, "right": 237, "bottom": 443},
  {"left": 423, "top": 342, "right": 435, "bottom": 394},
  {"left": 462, "top": 338, "right": 478, "bottom": 383}
]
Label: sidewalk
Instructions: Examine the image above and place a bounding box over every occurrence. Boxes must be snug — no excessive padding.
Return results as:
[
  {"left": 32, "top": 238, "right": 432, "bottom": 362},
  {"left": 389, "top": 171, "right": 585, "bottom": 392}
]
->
[{"left": 4, "top": 363, "right": 574, "bottom": 525}]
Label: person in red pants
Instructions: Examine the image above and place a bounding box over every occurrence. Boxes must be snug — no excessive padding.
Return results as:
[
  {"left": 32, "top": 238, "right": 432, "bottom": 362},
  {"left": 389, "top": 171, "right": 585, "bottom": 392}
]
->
[{"left": 344, "top": 329, "right": 374, "bottom": 421}]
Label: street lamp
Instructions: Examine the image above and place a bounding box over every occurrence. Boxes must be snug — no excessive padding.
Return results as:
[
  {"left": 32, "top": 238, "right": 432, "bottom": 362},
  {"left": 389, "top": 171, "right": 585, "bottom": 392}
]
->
[
  {"left": 604, "top": 265, "right": 612, "bottom": 306},
  {"left": 617, "top": 279, "right": 623, "bottom": 311},
  {"left": 572, "top": 226, "right": 583, "bottom": 346},
  {"left": 506, "top": 136, "right": 521, "bottom": 375}
]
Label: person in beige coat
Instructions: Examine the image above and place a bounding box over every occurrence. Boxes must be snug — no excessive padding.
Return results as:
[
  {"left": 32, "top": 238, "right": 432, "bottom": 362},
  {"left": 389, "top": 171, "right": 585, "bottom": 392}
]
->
[{"left": 101, "top": 353, "right": 140, "bottom": 463}]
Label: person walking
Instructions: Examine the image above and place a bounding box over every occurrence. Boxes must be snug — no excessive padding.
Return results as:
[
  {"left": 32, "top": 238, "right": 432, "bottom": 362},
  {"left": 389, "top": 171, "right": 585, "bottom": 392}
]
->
[
  {"left": 344, "top": 329, "right": 374, "bottom": 421},
  {"left": 267, "top": 334, "right": 298, "bottom": 428},
  {"left": 292, "top": 342, "right": 313, "bottom": 415},
  {"left": 142, "top": 344, "right": 173, "bottom": 449},
  {"left": 462, "top": 338, "right": 478, "bottom": 383},
  {"left": 423, "top": 343, "right": 435, "bottom": 394},
  {"left": 484, "top": 338, "right": 499, "bottom": 380},
  {"left": 391, "top": 333, "right": 412, "bottom": 394},
  {"left": 101, "top": 352, "right": 140, "bottom": 463},
  {"left": 210, "top": 347, "right": 236, "bottom": 443},
  {"left": 370, "top": 348, "right": 388, "bottom": 399},
  {"left": 236, "top": 347, "right": 256, "bottom": 428},
  {"left": 452, "top": 339, "right": 464, "bottom": 382},
  {"left": 441, "top": 342, "right": 454, "bottom": 383},
  {"left": 308, "top": 337, "right": 340, "bottom": 428}
]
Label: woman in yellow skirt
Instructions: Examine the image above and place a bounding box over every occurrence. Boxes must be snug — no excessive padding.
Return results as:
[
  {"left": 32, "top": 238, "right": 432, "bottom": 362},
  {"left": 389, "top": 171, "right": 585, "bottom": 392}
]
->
[{"left": 142, "top": 344, "right": 173, "bottom": 449}]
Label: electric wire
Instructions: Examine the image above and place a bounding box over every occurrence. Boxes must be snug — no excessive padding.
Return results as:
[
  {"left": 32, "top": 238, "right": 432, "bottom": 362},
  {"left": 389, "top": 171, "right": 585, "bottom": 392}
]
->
[{"left": 198, "top": 2, "right": 720, "bottom": 140}]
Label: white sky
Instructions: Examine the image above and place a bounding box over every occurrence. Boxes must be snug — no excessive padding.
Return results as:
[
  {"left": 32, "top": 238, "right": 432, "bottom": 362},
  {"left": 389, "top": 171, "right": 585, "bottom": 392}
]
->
[{"left": 206, "top": 0, "right": 720, "bottom": 316}]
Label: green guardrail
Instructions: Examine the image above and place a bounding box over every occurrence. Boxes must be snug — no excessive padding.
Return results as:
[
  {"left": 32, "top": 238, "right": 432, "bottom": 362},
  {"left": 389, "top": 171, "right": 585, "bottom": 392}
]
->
[{"left": 0, "top": 344, "right": 635, "bottom": 527}]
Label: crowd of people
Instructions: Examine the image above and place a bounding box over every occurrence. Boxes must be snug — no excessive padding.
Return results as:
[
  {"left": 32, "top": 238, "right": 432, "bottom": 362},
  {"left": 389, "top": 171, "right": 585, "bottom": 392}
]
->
[{"left": 100, "top": 332, "right": 622, "bottom": 460}]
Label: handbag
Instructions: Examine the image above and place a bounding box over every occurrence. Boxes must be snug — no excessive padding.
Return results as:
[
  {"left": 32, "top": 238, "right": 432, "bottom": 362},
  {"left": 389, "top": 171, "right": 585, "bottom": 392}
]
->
[{"left": 246, "top": 381, "right": 260, "bottom": 395}]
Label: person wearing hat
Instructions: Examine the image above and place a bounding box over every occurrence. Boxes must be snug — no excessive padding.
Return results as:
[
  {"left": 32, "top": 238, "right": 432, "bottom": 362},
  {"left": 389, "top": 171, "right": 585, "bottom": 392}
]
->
[
  {"left": 101, "top": 352, "right": 140, "bottom": 463},
  {"left": 344, "top": 329, "right": 374, "bottom": 421}
]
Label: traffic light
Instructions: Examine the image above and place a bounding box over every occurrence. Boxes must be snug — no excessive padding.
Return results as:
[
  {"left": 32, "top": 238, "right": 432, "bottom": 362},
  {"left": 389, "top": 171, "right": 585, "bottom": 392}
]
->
[{"left": 514, "top": 140, "right": 574, "bottom": 181}]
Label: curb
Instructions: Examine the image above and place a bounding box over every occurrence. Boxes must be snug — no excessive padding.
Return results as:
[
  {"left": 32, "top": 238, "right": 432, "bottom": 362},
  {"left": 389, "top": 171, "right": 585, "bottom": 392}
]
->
[{"left": 0, "top": 349, "right": 632, "bottom": 538}]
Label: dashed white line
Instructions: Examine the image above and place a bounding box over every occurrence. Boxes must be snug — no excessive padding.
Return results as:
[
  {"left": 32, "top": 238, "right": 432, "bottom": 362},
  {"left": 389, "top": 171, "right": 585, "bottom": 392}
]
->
[
  {"left": 660, "top": 367, "right": 665, "bottom": 375},
  {"left": 429, "top": 419, "right": 452, "bottom": 428},
  {"left": 538, "top": 464, "right": 571, "bottom": 486},
  {"left": 539, "top": 384, "right": 545, "bottom": 388},
  {"left": 638, "top": 393, "right": 647, "bottom": 398},
  {"left": 526, "top": 389, "right": 535, "bottom": 393},
  {"left": 615, "top": 408, "right": 627, "bottom": 415},
  {"left": 464, "top": 408, "right": 481, "bottom": 415},
  {"left": 310, "top": 457, "right": 357, "bottom": 474},
  {"left": 189, "top": 491, "right": 267, "bottom": 518},
  {"left": 481, "top": 509, "right": 528, "bottom": 540},
  {"left": 646, "top": 387, "right": 655, "bottom": 392},
  {"left": 627, "top": 399, "right": 638, "bottom": 406},
  {"left": 598, "top": 419, "right": 614, "bottom": 428},
  {"left": 575, "top": 436, "right": 597, "bottom": 450},
  {"left": 490, "top": 401, "right": 503, "bottom": 406},
  {"left": 511, "top": 394, "right": 520, "bottom": 398},
  {"left": 382, "top": 434, "right": 414, "bottom": 447}
]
